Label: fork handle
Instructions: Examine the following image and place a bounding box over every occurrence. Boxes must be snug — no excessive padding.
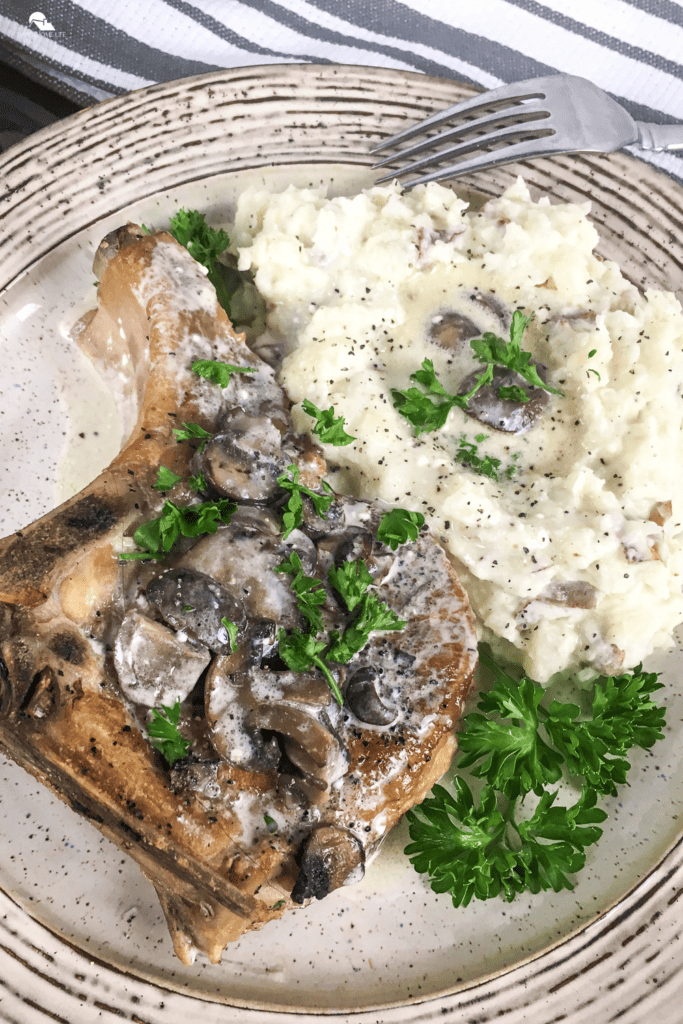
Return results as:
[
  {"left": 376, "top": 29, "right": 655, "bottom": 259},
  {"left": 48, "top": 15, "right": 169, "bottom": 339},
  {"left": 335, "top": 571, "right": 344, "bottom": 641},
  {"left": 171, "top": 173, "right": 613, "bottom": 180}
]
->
[{"left": 635, "top": 122, "right": 683, "bottom": 152}]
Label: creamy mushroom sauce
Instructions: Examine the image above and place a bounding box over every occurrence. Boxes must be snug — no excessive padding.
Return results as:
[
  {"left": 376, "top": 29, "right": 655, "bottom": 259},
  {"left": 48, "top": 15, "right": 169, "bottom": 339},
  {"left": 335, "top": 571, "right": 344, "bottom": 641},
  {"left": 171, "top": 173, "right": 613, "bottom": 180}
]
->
[
  {"left": 89, "top": 232, "right": 478, "bottom": 905},
  {"left": 234, "top": 178, "right": 683, "bottom": 682}
]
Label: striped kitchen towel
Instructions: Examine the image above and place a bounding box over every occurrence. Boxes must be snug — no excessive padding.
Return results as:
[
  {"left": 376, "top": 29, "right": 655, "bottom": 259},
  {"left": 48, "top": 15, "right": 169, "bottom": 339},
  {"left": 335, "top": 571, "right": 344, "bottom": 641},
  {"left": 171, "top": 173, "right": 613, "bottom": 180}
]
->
[{"left": 0, "top": 0, "right": 682, "bottom": 181}]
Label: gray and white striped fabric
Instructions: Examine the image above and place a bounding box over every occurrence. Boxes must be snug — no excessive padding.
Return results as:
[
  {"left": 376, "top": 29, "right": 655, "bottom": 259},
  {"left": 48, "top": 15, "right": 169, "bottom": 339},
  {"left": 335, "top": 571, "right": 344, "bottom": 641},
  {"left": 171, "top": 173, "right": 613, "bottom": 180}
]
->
[{"left": 1, "top": 0, "right": 682, "bottom": 181}]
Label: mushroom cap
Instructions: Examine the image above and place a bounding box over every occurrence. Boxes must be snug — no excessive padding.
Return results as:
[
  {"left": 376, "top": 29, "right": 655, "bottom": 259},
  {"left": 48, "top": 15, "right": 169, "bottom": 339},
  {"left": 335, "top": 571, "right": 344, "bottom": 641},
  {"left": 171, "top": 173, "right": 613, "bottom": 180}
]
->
[
  {"left": 196, "top": 413, "right": 290, "bottom": 503},
  {"left": 458, "top": 363, "right": 551, "bottom": 433},
  {"left": 290, "top": 826, "right": 364, "bottom": 903},
  {"left": 428, "top": 310, "right": 482, "bottom": 352},
  {"left": 113, "top": 610, "right": 211, "bottom": 707},
  {"left": 145, "top": 567, "right": 246, "bottom": 655}
]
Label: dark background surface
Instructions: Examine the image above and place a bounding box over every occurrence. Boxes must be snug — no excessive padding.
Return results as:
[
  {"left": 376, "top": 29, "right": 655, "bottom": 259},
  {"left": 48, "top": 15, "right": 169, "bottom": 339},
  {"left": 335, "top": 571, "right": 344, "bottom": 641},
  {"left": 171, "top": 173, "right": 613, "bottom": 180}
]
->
[{"left": 0, "top": 57, "right": 79, "bottom": 151}]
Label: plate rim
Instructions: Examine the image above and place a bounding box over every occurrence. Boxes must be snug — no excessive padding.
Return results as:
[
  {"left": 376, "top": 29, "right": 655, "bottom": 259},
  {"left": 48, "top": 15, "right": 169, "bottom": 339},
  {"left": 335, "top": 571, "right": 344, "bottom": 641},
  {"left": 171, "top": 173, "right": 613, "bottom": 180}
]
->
[{"left": 1, "top": 61, "right": 683, "bottom": 1022}]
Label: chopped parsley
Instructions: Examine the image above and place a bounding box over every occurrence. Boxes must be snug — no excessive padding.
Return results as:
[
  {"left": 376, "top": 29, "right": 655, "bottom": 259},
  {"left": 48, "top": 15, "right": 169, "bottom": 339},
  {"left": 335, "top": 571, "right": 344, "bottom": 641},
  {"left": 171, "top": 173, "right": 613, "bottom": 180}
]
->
[
  {"left": 168, "top": 209, "right": 237, "bottom": 315},
  {"left": 119, "top": 498, "right": 237, "bottom": 561},
  {"left": 275, "top": 551, "right": 327, "bottom": 633},
  {"left": 302, "top": 398, "right": 356, "bottom": 446},
  {"left": 454, "top": 435, "right": 503, "bottom": 481},
  {"left": 153, "top": 465, "right": 183, "bottom": 491},
  {"left": 277, "top": 464, "right": 334, "bottom": 540},
  {"left": 173, "top": 421, "right": 212, "bottom": 451},
  {"left": 188, "top": 470, "right": 207, "bottom": 492},
  {"left": 220, "top": 617, "right": 239, "bottom": 651},
  {"left": 191, "top": 359, "right": 256, "bottom": 389},
  {"left": 276, "top": 549, "right": 406, "bottom": 706},
  {"left": 377, "top": 508, "right": 425, "bottom": 549},
  {"left": 146, "top": 700, "right": 191, "bottom": 766}
]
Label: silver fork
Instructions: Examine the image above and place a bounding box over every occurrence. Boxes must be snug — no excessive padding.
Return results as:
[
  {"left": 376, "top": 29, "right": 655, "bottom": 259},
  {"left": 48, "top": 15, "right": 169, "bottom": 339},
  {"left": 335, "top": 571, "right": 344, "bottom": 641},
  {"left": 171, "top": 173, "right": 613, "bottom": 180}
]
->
[{"left": 372, "top": 74, "right": 683, "bottom": 188}]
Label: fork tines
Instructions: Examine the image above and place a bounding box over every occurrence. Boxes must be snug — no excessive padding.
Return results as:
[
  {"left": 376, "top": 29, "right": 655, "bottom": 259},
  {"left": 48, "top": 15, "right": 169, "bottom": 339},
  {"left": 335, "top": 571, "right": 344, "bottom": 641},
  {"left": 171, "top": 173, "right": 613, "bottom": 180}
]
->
[{"left": 371, "top": 78, "right": 556, "bottom": 188}]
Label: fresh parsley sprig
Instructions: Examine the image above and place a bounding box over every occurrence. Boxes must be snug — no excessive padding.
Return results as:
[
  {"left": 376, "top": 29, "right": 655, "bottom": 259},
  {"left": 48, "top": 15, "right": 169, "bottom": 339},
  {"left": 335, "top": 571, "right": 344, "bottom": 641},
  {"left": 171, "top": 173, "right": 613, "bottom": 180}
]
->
[
  {"left": 277, "top": 464, "right": 334, "bottom": 540},
  {"left": 405, "top": 645, "right": 666, "bottom": 907},
  {"left": 302, "top": 399, "right": 356, "bottom": 446},
  {"left": 168, "top": 209, "right": 238, "bottom": 316},
  {"left": 460, "top": 647, "right": 666, "bottom": 799},
  {"left": 275, "top": 551, "right": 327, "bottom": 633},
  {"left": 146, "top": 700, "right": 191, "bottom": 766},
  {"left": 119, "top": 498, "right": 237, "bottom": 561},
  {"left": 406, "top": 780, "right": 605, "bottom": 906}
]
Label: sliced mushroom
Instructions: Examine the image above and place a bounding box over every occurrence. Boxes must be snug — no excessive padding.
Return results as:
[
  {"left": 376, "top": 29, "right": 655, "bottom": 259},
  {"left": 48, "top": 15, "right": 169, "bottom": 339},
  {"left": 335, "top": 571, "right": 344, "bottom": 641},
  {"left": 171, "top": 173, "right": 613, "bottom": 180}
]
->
[
  {"left": 466, "top": 290, "right": 510, "bottom": 328},
  {"left": 542, "top": 581, "right": 598, "bottom": 609},
  {"left": 302, "top": 495, "right": 348, "bottom": 537},
  {"left": 113, "top": 610, "right": 211, "bottom": 706},
  {"left": 428, "top": 311, "right": 482, "bottom": 352},
  {"left": 145, "top": 567, "right": 246, "bottom": 655},
  {"left": 290, "top": 826, "right": 364, "bottom": 903},
  {"left": 176, "top": 519, "right": 316, "bottom": 628},
  {"left": 196, "top": 411, "right": 290, "bottom": 503},
  {"left": 249, "top": 704, "right": 343, "bottom": 776},
  {"left": 458, "top": 364, "right": 551, "bottom": 433},
  {"left": 204, "top": 656, "right": 280, "bottom": 772},
  {"left": 333, "top": 531, "right": 373, "bottom": 569},
  {"left": 345, "top": 665, "right": 397, "bottom": 727},
  {"left": 92, "top": 223, "right": 146, "bottom": 279}
]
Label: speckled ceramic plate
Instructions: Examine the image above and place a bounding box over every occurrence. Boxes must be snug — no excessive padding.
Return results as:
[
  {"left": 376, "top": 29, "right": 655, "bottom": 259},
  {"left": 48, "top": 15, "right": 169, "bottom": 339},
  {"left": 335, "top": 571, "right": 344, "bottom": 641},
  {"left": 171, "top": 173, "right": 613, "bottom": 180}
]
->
[{"left": 1, "top": 65, "right": 683, "bottom": 1024}]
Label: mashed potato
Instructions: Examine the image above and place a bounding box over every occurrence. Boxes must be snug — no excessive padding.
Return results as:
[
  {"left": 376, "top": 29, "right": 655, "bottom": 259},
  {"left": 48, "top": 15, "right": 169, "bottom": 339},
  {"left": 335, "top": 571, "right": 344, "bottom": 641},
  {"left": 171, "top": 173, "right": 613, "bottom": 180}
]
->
[{"left": 234, "top": 179, "right": 683, "bottom": 682}]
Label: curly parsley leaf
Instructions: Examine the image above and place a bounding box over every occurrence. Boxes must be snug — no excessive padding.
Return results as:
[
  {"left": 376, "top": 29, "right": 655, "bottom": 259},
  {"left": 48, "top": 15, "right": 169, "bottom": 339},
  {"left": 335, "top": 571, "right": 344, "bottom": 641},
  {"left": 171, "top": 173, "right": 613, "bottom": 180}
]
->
[
  {"left": 277, "top": 628, "right": 343, "bottom": 705},
  {"left": 405, "top": 778, "right": 607, "bottom": 908},
  {"left": 168, "top": 208, "right": 237, "bottom": 315},
  {"left": 146, "top": 700, "right": 191, "bottom": 766},
  {"left": 277, "top": 463, "right": 334, "bottom": 539},
  {"left": 220, "top": 617, "right": 239, "bottom": 652},
  {"left": 327, "top": 592, "right": 406, "bottom": 663},
  {"left": 405, "top": 644, "right": 665, "bottom": 907},
  {"left": 275, "top": 551, "right": 327, "bottom": 633},
  {"left": 327, "top": 558, "right": 374, "bottom": 612},
  {"left": 302, "top": 398, "right": 356, "bottom": 446},
  {"left": 119, "top": 498, "right": 237, "bottom": 561},
  {"left": 457, "top": 657, "right": 564, "bottom": 799},
  {"left": 541, "top": 666, "right": 666, "bottom": 796},
  {"left": 191, "top": 359, "right": 256, "bottom": 389},
  {"left": 173, "top": 421, "right": 212, "bottom": 451},
  {"left": 188, "top": 470, "right": 207, "bottom": 492},
  {"left": 153, "top": 466, "right": 183, "bottom": 491},
  {"left": 377, "top": 508, "right": 426, "bottom": 550},
  {"left": 454, "top": 436, "right": 503, "bottom": 481}
]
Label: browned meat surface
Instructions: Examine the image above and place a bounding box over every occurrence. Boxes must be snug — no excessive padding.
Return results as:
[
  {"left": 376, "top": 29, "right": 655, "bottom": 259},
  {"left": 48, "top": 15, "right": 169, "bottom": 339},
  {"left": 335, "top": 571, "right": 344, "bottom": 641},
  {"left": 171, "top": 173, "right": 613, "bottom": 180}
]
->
[{"left": 0, "top": 227, "right": 478, "bottom": 964}]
